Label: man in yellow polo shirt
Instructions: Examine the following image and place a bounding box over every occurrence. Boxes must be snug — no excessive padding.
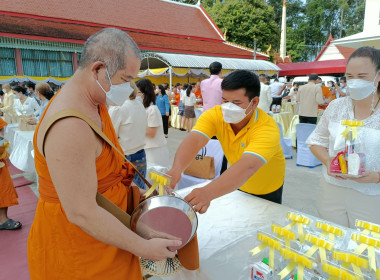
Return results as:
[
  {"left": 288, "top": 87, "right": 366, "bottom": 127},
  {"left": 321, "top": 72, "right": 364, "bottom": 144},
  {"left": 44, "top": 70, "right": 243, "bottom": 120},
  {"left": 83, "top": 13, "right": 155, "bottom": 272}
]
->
[{"left": 167, "top": 70, "right": 285, "bottom": 213}]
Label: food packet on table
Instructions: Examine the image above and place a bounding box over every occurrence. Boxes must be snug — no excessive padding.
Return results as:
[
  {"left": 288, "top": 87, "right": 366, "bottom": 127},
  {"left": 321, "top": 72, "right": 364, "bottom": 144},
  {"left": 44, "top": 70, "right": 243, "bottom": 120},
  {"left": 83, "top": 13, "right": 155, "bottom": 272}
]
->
[
  {"left": 322, "top": 260, "right": 371, "bottom": 280},
  {"left": 330, "top": 121, "right": 366, "bottom": 177}
]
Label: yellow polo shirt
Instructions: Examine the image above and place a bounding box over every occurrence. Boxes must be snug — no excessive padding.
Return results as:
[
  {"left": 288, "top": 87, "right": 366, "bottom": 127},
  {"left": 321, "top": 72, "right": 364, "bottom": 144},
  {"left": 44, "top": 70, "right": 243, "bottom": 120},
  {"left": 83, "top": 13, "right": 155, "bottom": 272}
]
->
[{"left": 192, "top": 106, "right": 285, "bottom": 195}]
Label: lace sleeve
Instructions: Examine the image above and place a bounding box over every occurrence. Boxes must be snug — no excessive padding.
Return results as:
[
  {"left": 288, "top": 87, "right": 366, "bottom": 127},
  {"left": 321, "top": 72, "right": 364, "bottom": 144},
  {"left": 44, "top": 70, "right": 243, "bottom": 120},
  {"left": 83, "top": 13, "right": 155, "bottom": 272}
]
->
[{"left": 306, "top": 105, "right": 332, "bottom": 148}]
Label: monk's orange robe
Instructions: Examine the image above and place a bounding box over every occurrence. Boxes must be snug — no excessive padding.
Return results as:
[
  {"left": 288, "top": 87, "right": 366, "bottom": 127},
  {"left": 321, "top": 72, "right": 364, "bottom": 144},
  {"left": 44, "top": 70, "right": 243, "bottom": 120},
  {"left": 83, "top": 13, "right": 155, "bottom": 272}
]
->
[
  {"left": 194, "top": 88, "right": 202, "bottom": 105},
  {"left": 175, "top": 93, "right": 181, "bottom": 106},
  {"left": 318, "top": 85, "right": 335, "bottom": 110},
  {"left": 27, "top": 99, "right": 142, "bottom": 279},
  {"left": 0, "top": 118, "right": 18, "bottom": 208}
]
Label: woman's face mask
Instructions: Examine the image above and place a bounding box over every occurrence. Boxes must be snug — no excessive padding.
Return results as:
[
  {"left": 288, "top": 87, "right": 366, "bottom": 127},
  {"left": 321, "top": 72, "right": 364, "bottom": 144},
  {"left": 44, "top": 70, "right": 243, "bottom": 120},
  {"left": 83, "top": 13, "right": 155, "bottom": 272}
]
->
[{"left": 347, "top": 71, "right": 378, "bottom": 101}]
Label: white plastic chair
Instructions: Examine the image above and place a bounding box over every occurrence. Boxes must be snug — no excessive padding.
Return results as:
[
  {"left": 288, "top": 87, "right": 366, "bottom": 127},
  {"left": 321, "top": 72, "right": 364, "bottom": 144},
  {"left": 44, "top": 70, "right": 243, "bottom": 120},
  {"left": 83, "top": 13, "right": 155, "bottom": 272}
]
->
[
  {"left": 178, "top": 139, "right": 224, "bottom": 189},
  {"left": 277, "top": 122, "right": 293, "bottom": 159},
  {"left": 296, "top": 123, "right": 321, "bottom": 168}
]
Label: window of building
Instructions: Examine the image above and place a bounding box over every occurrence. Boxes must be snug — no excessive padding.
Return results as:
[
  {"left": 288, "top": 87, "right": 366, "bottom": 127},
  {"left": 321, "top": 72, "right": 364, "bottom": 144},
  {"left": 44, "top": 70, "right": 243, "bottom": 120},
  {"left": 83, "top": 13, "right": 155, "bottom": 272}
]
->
[
  {"left": 0, "top": 48, "right": 17, "bottom": 76},
  {"left": 21, "top": 49, "right": 73, "bottom": 77}
]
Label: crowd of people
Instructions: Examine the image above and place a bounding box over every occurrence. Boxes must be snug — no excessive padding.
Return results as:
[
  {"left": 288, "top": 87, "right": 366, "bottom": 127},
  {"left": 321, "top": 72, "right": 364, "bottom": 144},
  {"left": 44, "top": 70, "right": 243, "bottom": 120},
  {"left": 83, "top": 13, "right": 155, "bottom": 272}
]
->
[{"left": 1, "top": 27, "right": 380, "bottom": 278}]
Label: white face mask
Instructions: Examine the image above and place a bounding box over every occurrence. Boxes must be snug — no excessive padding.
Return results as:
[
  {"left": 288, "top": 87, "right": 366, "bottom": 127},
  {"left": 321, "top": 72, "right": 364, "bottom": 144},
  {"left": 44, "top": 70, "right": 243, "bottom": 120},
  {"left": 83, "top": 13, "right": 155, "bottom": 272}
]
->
[
  {"left": 14, "top": 94, "right": 20, "bottom": 99},
  {"left": 316, "top": 83, "right": 322, "bottom": 87},
  {"left": 221, "top": 99, "right": 253, "bottom": 124},
  {"left": 96, "top": 67, "right": 134, "bottom": 106},
  {"left": 136, "top": 96, "right": 143, "bottom": 103},
  {"left": 347, "top": 74, "right": 377, "bottom": 101}
]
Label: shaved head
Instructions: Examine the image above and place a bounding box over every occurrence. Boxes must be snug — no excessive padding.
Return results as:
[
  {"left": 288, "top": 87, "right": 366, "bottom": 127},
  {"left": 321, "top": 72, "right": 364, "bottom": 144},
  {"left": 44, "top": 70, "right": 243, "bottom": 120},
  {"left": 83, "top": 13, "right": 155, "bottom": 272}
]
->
[{"left": 79, "top": 28, "right": 141, "bottom": 77}]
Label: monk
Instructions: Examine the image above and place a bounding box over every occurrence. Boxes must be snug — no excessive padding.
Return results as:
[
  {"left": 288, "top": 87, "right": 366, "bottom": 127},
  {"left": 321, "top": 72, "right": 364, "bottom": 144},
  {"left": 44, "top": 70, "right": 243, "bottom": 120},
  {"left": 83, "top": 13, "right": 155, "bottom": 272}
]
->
[
  {"left": 317, "top": 77, "right": 335, "bottom": 110},
  {"left": 27, "top": 28, "right": 181, "bottom": 279},
  {"left": 0, "top": 118, "right": 21, "bottom": 230},
  {"left": 194, "top": 81, "right": 202, "bottom": 105}
]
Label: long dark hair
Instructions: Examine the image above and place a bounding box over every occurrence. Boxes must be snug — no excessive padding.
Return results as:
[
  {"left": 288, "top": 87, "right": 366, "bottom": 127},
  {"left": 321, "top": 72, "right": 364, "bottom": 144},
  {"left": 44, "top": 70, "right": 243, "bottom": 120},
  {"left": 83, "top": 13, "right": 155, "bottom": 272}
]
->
[
  {"left": 136, "top": 79, "right": 156, "bottom": 108},
  {"left": 186, "top": 84, "right": 192, "bottom": 97},
  {"left": 158, "top": 84, "right": 166, "bottom": 96}
]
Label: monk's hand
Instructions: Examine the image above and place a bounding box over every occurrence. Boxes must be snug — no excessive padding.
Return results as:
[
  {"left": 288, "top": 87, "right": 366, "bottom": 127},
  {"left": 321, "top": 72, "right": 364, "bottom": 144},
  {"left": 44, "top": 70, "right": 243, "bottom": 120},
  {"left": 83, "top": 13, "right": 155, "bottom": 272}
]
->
[
  {"left": 142, "top": 238, "right": 182, "bottom": 261},
  {"left": 166, "top": 168, "right": 181, "bottom": 190},
  {"left": 184, "top": 188, "right": 211, "bottom": 214}
]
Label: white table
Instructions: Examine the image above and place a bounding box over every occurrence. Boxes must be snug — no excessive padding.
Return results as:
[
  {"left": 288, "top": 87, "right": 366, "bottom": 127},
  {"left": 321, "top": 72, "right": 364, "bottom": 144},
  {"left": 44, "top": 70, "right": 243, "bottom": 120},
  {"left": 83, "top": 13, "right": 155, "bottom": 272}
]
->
[
  {"left": 9, "top": 130, "right": 35, "bottom": 173},
  {"left": 4, "top": 123, "right": 19, "bottom": 153},
  {"left": 156, "top": 183, "right": 292, "bottom": 280}
]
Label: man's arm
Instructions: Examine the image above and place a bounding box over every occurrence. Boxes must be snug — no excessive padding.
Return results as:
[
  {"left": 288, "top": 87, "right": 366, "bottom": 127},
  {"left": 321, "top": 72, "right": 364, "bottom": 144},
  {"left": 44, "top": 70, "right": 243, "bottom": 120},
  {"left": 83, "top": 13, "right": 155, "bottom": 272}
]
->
[
  {"left": 316, "top": 88, "right": 325, "bottom": 105},
  {"left": 167, "top": 132, "right": 209, "bottom": 188},
  {"left": 45, "top": 118, "right": 181, "bottom": 261},
  {"left": 184, "top": 154, "right": 264, "bottom": 213},
  {"left": 278, "top": 84, "right": 286, "bottom": 96}
]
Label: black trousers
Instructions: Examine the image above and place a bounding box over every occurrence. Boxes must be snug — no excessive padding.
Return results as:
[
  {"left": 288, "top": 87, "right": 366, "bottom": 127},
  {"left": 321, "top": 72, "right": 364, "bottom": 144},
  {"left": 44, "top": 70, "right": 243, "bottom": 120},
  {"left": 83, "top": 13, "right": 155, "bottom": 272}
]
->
[
  {"left": 299, "top": 116, "right": 317, "bottom": 125},
  {"left": 162, "top": 115, "right": 169, "bottom": 135},
  {"left": 240, "top": 185, "right": 283, "bottom": 204}
]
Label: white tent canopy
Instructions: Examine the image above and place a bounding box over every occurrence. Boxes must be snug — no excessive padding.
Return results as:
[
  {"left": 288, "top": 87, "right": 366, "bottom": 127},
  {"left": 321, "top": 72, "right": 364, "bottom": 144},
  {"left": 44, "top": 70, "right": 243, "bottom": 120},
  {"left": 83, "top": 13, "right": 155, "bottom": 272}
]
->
[
  {"left": 333, "top": 31, "right": 380, "bottom": 49},
  {"left": 141, "top": 52, "right": 280, "bottom": 72}
]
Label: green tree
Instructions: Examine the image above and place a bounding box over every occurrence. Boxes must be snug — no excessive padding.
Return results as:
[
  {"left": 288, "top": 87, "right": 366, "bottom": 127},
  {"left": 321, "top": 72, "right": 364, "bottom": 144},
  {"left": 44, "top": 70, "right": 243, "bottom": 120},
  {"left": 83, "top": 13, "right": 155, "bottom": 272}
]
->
[{"left": 205, "top": 0, "right": 278, "bottom": 52}]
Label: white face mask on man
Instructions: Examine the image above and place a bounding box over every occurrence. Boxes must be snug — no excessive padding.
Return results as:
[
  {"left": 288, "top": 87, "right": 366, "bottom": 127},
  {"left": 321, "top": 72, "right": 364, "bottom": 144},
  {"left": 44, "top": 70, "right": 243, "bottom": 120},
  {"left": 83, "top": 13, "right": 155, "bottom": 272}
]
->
[
  {"left": 96, "top": 67, "right": 134, "bottom": 106},
  {"left": 347, "top": 72, "right": 378, "bottom": 101},
  {"left": 221, "top": 99, "right": 253, "bottom": 124}
]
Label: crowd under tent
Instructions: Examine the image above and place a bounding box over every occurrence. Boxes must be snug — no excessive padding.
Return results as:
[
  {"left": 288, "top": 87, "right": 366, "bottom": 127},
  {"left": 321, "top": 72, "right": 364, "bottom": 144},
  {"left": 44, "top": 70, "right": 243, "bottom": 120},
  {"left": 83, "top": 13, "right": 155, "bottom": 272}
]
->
[{"left": 137, "top": 52, "right": 281, "bottom": 87}]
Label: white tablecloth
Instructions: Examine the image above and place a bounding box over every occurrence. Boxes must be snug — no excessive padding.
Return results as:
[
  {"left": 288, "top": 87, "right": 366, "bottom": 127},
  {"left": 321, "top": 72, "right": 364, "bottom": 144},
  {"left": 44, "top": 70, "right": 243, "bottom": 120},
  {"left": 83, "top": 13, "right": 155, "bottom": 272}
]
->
[
  {"left": 4, "top": 123, "right": 19, "bottom": 153},
  {"left": 156, "top": 183, "right": 292, "bottom": 280},
  {"left": 171, "top": 106, "right": 203, "bottom": 129},
  {"left": 9, "top": 130, "right": 35, "bottom": 173}
]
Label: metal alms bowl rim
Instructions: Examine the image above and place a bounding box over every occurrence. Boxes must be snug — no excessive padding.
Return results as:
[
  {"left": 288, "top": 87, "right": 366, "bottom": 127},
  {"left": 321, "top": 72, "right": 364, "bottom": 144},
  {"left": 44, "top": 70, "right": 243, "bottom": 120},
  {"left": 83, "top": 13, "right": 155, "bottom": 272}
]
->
[{"left": 130, "top": 195, "right": 198, "bottom": 247}]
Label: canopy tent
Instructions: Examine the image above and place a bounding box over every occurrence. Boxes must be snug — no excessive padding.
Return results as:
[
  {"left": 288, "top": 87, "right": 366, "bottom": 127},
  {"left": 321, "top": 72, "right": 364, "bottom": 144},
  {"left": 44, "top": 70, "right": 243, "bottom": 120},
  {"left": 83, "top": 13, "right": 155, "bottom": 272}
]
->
[
  {"left": 139, "top": 52, "right": 280, "bottom": 87},
  {"left": 278, "top": 59, "right": 347, "bottom": 77},
  {"left": 0, "top": 75, "right": 69, "bottom": 86},
  {"left": 141, "top": 52, "right": 280, "bottom": 74},
  {"left": 332, "top": 31, "right": 380, "bottom": 49}
]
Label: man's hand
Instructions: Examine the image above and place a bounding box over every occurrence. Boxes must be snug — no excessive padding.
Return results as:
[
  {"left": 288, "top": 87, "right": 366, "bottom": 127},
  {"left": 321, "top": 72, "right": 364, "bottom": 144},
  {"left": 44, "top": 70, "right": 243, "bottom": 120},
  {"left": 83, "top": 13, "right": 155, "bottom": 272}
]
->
[
  {"left": 166, "top": 112, "right": 169, "bottom": 117},
  {"left": 184, "top": 188, "right": 212, "bottom": 214}
]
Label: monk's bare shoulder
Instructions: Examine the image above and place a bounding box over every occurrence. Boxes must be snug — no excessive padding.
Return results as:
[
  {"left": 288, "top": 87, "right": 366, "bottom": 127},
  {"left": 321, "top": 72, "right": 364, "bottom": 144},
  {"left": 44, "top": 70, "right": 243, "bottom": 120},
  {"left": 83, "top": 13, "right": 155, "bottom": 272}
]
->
[{"left": 43, "top": 117, "right": 101, "bottom": 162}]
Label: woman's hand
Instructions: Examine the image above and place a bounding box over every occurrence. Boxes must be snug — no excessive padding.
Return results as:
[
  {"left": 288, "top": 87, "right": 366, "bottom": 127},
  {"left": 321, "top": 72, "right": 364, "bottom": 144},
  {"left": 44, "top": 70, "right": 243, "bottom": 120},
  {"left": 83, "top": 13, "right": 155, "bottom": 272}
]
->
[{"left": 349, "top": 171, "right": 380, "bottom": 184}]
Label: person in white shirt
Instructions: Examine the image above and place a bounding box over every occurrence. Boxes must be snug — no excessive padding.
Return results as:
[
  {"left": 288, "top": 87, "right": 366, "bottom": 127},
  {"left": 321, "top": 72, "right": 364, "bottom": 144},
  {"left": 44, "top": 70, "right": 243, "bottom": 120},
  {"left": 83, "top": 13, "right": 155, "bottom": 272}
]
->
[
  {"left": 183, "top": 84, "right": 196, "bottom": 132},
  {"left": 136, "top": 79, "right": 170, "bottom": 168},
  {"left": 27, "top": 83, "right": 55, "bottom": 125},
  {"left": 334, "top": 77, "right": 347, "bottom": 98},
  {"left": 257, "top": 74, "right": 272, "bottom": 112},
  {"left": 307, "top": 47, "right": 380, "bottom": 227},
  {"left": 13, "top": 86, "right": 40, "bottom": 118},
  {"left": 109, "top": 81, "right": 147, "bottom": 189},
  {"left": 270, "top": 78, "right": 285, "bottom": 109}
]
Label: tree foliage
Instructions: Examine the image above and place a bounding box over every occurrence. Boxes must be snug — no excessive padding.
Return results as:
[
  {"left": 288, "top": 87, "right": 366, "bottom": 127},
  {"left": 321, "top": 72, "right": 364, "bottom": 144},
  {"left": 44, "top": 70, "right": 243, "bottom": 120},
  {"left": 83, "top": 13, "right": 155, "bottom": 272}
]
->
[{"left": 171, "top": 0, "right": 366, "bottom": 62}]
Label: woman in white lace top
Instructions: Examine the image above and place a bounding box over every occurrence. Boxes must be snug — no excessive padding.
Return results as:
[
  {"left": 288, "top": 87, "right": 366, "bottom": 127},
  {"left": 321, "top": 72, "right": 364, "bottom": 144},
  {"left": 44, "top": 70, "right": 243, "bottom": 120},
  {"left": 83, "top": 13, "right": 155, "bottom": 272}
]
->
[{"left": 307, "top": 47, "right": 380, "bottom": 228}]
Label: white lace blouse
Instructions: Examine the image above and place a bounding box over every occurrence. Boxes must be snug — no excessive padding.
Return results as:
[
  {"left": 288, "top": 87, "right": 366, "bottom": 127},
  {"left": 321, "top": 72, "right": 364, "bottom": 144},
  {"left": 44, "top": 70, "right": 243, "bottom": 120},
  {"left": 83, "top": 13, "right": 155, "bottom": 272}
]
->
[{"left": 307, "top": 97, "right": 380, "bottom": 195}]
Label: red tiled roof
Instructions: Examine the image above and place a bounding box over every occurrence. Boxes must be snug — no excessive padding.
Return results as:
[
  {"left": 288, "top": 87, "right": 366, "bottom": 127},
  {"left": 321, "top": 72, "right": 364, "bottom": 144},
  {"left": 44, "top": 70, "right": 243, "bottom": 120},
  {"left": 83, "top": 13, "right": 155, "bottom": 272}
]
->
[
  {"left": 0, "top": 0, "right": 224, "bottom": 41},
  {"left": 278, "top": 59, "right": 347, "bottom": 76},
  {"left": 0, "top": 14, "right": 267, "bottom": 59},
  {"left": 335, "top": 45, "right": 355, "bottom": 59}
]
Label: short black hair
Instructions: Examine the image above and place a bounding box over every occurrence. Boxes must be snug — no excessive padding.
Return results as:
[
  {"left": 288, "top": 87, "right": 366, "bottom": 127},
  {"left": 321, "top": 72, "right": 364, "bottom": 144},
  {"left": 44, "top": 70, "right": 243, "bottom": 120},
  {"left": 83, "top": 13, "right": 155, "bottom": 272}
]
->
[
  {"left": 26, "top": 81, "right": 35, "bottom": 90},
  {"left": 0, "top": 90, "right": 4, "bottom": 96},
  {"left": 221, "top": 70, "right": 260, "bottom": 100},
  {"left": 340, "top": 77, "right": 346, "bottom": 83},
  {"left": 135, "top": 79, "right": 156, "bottom": 108},
  {"left": 209, "top": 61, "right": 222, "bottom": 75},
  {"left": 13, "top": 85, "right": 27, "bottom": 95}
]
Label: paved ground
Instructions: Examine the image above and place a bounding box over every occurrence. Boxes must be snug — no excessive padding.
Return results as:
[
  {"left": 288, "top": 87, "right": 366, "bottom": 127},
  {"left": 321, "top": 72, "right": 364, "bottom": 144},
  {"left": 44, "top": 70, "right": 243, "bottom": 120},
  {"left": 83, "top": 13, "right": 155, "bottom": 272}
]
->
[{"left": 24, "top": 126, "right": 323, "bottom": 218}]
